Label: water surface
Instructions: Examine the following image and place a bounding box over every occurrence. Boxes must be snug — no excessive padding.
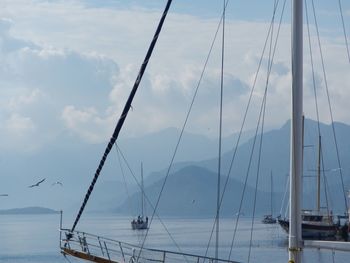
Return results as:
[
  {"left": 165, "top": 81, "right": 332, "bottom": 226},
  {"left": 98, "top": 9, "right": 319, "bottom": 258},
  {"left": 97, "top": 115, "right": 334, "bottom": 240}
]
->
[{"left": 0, "top": 213, "right": 347, "bottom": 262}]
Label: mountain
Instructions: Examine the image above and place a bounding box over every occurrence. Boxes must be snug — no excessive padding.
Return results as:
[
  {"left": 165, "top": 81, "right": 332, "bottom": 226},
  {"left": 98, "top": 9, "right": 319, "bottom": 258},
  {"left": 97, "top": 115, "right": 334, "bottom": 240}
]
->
[
  {"left": 116, "top": 165, "right": 281, "bottom": 217},
  {"left": 0, "top": 207, "right": 59, "bottom": 215},
  {"left": 116, "top": 127, "right": 254, "bottom": 176},
  {"left": 141, "top": 119, "right": 350, "bottom": 214},
  {"left": 1, "top": 119, "right": 349, "bottom": 215},
  {"left": 0, "top": 126, "right": 253, "bottom": 212}
]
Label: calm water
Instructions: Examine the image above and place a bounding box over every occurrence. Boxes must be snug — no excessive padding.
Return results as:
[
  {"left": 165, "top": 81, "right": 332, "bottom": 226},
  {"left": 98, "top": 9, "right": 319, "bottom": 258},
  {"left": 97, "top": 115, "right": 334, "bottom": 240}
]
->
[{"left": 0, "top": 213, "right": 348, "bottom": 262}]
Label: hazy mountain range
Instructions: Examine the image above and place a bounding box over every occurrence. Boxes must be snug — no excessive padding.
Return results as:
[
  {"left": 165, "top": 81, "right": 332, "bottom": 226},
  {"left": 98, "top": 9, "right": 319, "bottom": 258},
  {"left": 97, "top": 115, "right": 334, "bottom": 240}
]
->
[
  {"left": 1, "top": 119, "right": 349, "bottom": 217},
  {"left": 0, "top": 207, "right": 58, "bottom": 215}
]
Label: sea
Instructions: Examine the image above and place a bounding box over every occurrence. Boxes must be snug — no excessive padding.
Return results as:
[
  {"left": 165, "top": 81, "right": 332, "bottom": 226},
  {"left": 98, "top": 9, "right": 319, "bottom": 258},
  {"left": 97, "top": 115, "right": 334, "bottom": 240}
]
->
[{"left": 0, "top": 213, "right": 348, "bottom": 263}]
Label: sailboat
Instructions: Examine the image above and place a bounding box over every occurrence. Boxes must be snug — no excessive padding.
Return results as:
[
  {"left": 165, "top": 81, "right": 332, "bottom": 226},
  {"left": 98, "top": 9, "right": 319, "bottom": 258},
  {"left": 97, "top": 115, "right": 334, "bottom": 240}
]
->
[
  {"left": 285, "top": 2, "right": 350, "bottom": 260},
  {"left": 262, "top": 172, "right": 277, "bottom": 224},
  {"left": 58, "top": 1, "right": 350, "bottom": 263},
  {"left": 278, "top": 135, "right": 340, "bottom": 239},
  {"left": 131, "top": 163, "right": 148, "bottom": 230}
]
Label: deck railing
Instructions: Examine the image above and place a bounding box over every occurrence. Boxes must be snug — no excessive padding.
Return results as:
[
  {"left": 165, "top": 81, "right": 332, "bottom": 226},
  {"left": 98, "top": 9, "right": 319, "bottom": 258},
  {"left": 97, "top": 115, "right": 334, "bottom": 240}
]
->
[{"left": 60, "top": 228, "right": 240, "bottom": 263}]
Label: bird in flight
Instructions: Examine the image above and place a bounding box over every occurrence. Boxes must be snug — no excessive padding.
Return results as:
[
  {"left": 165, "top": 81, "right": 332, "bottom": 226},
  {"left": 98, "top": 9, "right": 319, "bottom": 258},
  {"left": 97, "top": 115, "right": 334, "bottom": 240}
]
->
[
  {"left": 0, "top": 194, "right": 8, "bottom": 196},
  {"left": 28, "top": 178, "right": 46, "bottom": 188},
  {"left": 52, "top": 181, "right": 63, "bottom": 186}
]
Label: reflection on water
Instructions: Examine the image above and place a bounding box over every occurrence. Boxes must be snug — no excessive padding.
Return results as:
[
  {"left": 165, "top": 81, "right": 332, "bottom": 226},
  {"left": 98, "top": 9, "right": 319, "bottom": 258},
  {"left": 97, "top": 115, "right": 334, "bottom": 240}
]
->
[{"left": 0, "top": 213, "right": 348, "bottom": 262}]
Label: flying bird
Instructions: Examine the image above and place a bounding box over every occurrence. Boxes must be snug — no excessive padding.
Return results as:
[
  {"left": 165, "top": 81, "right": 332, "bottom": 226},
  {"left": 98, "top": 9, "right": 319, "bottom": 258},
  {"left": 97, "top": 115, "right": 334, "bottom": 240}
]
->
[
  {"left": 0, "top": 194, "right": 8, "bottom": 197},
  {"left": 52, "top": 181, "right": 63, "bottom": 186},
  {"left": 28, "top": 178, "right": 46, "bottom": 188}
]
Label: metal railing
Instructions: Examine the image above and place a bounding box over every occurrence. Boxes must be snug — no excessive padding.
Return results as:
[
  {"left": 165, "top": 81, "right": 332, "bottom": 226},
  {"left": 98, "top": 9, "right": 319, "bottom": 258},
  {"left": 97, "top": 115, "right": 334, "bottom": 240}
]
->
[{"left": 60, "top": 228, "right": 240, "bottom": 263}]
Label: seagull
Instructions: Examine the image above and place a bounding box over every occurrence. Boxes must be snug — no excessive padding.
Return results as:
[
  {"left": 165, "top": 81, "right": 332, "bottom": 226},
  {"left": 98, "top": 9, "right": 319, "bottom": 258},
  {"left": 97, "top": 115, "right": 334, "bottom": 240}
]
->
[
  {"left": 28, "top": 178, "right": 46, "bottom": 188},
  {"left": 0, "top": 194, "right": 8, "bottom": 197},
  {"left": 52, "top": 181, "right": 63, "bottom": 186}
]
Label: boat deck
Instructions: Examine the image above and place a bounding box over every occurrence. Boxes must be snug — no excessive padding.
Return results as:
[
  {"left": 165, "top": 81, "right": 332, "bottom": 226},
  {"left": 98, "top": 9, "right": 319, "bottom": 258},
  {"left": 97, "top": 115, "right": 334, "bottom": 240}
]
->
[{"left": 60, "top": 228, "right": 241, "bottom": 263}]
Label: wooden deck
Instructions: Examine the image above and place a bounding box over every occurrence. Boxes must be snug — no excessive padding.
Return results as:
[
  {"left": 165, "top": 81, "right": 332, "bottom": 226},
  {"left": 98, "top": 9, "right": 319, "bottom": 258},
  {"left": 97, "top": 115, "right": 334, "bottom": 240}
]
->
[{"left": 62, "top": 247, "right": 119, "bottom": 263}]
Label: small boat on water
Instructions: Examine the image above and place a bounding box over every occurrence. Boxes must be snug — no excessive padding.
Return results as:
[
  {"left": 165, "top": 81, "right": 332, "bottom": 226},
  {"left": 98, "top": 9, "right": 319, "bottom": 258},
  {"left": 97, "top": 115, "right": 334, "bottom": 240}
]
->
[
  {"left": 131, "top": 215, "right": 148, "bottom": 230},
  {"left": 262, "top": 172, "right": 276, "bottom": 224},
  {"left": 131, "top": 163, "right": 148, "bottom": 230},
  {"left": 262, "top": 214, "right": 277, "bottom": 224}
]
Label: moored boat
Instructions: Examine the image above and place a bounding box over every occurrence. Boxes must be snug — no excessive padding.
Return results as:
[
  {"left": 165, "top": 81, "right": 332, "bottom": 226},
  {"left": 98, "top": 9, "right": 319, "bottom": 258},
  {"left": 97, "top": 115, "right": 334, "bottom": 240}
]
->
[
  {"left": 278, "top": 210, "right": 339, "bottom": 239},
  {"left": 262, "top": 214, "right": 277, "bottom": 224}
]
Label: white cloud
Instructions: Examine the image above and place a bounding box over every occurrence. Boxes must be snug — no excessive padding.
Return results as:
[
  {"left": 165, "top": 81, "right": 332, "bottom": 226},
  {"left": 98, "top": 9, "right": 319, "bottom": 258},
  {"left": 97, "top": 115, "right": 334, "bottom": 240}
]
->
[
  {"left": 0, "top": 1, "right": 348, "bottom": 149},
  {"left": 4, "top": 113, "right": 35, "bottom": 135},
  {"left": 0, "top": 15, "right": 119, "bottom": 150},
  {"left": 61, "top": 105, "right": 112, "bottom": 143},
  {"left": 6, "top": 88, "right": 43, "bottom": 111}
]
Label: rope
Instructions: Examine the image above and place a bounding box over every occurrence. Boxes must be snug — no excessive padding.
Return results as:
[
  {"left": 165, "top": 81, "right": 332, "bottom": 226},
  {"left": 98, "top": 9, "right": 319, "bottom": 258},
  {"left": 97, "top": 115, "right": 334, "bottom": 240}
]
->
[
  {"left": 320, "top": 144, "right": 331, "bottom": 220},
  {"left": 229, "top": 0, "right": 287, "bottom": 259},
  {"left": 305, "top": 0, "right": 321, "bottom": 135},
  {"left": 306, "top": 0, "right": 331, "bottom": 218},
  {"left": 114, "top": 144, "right": 133, "bottom": 216},
  {"left": 199, "top": 1, "right": 287, "bottom": 260},
  {"left": 337, "top": 0, "right": 350, "bottom": 64},
  {"left": 70, "top": 0, "right": 174, "bottom": 232},
  {"left": 215, "top": 0, "right": 226, "bottom": 259},
  {"left": 134, "top": 1, "right": 232, "bottom": 262},
  {"left": 279, "top": 173, "right": 290, "bottom": 217},
  {"left": 310, "top": 0, "right": 348, "bottom": 213},
  {"left": 248, "top": 88, "right": 268, "bottom": 263},
  {"left": 248, "top": 0, "right": 277, "bottom": 258},
  {"left": 114, "top": 144, "right": 190, "bottom": 263}
]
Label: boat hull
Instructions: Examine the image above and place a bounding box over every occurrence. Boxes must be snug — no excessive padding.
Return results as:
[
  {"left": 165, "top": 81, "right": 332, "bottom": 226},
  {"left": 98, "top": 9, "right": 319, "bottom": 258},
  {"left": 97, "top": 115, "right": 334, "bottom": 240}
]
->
[
  {"left": 278, "top": 218, "right": 338, "bottom": 239},
  {"left": 131, "top": 220, "right": 148, "bottom": 230},
  {"left": 262, "top": 215, "right": 277, "bottom": 224}
]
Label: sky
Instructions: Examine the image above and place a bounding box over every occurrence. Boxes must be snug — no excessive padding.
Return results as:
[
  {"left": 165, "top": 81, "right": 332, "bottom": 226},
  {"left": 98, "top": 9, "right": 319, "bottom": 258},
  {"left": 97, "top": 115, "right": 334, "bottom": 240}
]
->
[{"left": 0, "top": 0, "right": 349, "bottom": 154}]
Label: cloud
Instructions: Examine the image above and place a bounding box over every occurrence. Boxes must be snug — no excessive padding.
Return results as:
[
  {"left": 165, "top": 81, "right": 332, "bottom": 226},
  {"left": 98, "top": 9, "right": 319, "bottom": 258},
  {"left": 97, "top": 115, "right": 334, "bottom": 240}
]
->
[
  {"left": 0, "top": 15, "right": 119, "bottom": 151},
  {"left": 61, "top": 105, "right": 112, "bottom": 143},
  {"left": 4, "top": 113, "right": 36, "bottom": 136},
  {"left": 0, "top": 1, "right": 348, "bottom": 149},
  {"left": 6, "top": 88, "right": 43, "bottom": 111},
  {"left": 8, "top": 47, "right": 118, "bottom": 108},
  {"left": 0, "top": 18, "right": 36, "bottom": 53}
]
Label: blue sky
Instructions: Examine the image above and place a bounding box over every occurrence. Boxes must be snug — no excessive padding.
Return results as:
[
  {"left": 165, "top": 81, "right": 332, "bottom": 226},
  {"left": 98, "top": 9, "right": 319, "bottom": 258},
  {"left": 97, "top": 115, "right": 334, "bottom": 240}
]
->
[
  {"left": 0, "top": 0, "right": 349, "bottom": 153},
  {"left": 81, "top": 0, "right": 350, "bottom": 26}
]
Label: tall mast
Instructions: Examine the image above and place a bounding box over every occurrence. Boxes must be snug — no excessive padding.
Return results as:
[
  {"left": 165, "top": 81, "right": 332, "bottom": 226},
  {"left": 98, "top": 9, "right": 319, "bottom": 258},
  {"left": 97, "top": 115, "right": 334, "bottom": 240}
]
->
[
  {"left": 289, "top": 0, "right": 303, "bottom": 262},
  {"left": 215, "top": 0, "right": 226, "bottom": 261},
  {"left": 270, "top": 171, "right": 273, "bottom": 216},
  {"left": 316, "top": 136, "right": 321, "bottom": 213},
  {"left": 141, "top": 162, "right": 144, "bottom": 217}
]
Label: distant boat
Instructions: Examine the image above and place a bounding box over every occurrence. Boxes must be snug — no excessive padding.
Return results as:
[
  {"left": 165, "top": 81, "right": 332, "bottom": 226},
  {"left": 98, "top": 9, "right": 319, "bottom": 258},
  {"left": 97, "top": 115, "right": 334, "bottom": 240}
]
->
[
  {"left": 262, "top": 214, "right": 276, "bottom": 224},
  {"left": 131, "top": 215, "right": 148, "bottom": 230},
  {"left": 131, "top": 163, "right": 148, "bottom": 230},
  {"left": 278, "top": 210, "right": 339, "bottom": 239},
  {"left": 278, "top": 136, "right": 340, "bottom": 239},
  {"left": 262, "top": 172, "right": 276, "bottom": 224}
]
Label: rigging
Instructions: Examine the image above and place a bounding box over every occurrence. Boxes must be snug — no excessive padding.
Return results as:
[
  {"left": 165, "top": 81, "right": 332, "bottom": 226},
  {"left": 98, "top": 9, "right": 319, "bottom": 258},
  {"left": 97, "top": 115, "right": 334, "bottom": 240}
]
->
[
  {"left": 310, "top": 0, "right": 348, "bottom": 213},
  {"left": 70, "top": 0, "right": 174, "bottom": 233}
]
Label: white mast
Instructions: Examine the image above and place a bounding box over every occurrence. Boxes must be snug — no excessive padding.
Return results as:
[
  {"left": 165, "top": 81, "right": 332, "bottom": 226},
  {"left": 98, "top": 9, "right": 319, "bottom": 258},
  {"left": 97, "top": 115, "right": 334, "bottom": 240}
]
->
[
  {"left": 316, "top": 136, "right": 321, "bottom": 213},
  {"left": 270, "top": 171, "right": 273, "bottom": 216},
  {"left": 141, "top": 162, "right": 144, "bottom": 217},
  {"left": 289, "top": 0, "right": 303, "bottom": 262}
]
